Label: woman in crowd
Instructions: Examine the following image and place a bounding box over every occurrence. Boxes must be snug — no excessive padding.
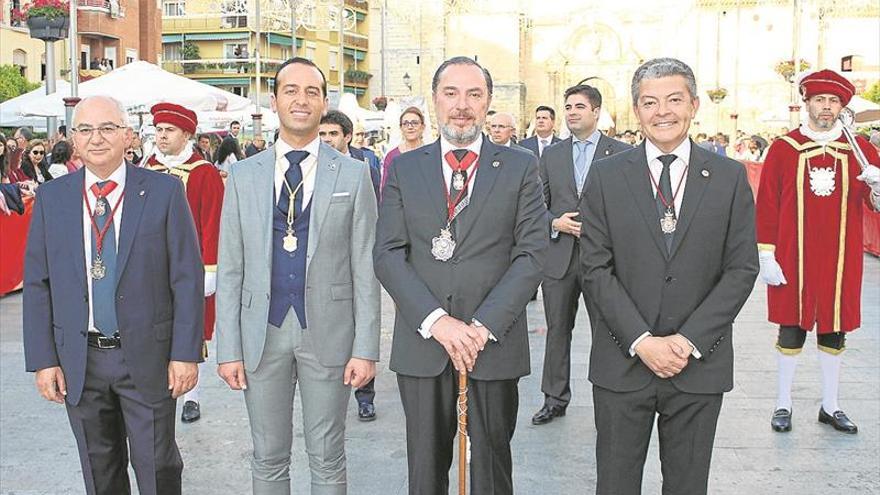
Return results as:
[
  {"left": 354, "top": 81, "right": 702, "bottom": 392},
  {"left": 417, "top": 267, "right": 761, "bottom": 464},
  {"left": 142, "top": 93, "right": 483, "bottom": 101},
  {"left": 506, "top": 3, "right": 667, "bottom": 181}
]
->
[
  {"left": 0, "top": 132, "right": 8, "bottom": 182},
  {"left": 47, "top": 140, "right": 75, "bottom": 178},
  {"left": 16, "top": 139, "right": 53, "bottom": 183},
  {"left": 380, "top": 106, "right": 425, "bottom": 195},
  {"left": 215, "top": 135, "right": 243, "bottom": 176}
]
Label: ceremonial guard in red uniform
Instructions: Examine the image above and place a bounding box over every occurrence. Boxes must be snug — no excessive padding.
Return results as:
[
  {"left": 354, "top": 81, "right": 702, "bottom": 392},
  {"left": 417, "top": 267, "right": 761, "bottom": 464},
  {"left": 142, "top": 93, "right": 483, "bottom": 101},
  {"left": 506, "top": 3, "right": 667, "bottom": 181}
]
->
[
  {"left": 146, "top": 103, "right": 225, "bottom": 423},
  {"left": 757, "top": 69, "right": 880, "bottom": 434}
]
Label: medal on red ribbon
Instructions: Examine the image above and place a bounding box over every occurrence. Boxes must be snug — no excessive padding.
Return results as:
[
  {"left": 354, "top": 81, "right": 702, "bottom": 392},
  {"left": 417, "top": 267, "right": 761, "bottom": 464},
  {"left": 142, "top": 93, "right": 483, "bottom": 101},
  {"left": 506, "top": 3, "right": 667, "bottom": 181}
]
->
[
  {"left": 648, "top": 163, "right": 688, "bottom": 235},
  {"left": 432, "top": 150, "right": 478, "bottom": 262},
  {"left": 84, "top": 181, "right": 124, "bottom": 280}
]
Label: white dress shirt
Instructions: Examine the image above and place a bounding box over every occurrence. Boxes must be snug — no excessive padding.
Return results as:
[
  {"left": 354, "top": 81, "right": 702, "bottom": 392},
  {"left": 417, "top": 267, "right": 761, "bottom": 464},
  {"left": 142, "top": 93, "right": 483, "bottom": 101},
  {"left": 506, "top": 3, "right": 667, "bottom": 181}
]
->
[
  {"left": 536, "top": 133, "right": 554, "bottom": 156},
  {"left": 418, "top": 134, "right": 495, "bottom": 340},
  {"left": 83, "top": 163, "right": 126, "bottom": 333},
  {"left": 273, "top": 136, "right": 321, "bottom": 208},
  {"left": 630, "top": 137, "right": 701, "bottom": 359}
]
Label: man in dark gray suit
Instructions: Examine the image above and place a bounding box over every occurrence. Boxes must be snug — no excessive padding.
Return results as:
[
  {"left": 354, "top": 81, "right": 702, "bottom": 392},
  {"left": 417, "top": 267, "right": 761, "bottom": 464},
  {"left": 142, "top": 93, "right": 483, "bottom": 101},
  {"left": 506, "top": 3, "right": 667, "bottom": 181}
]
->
[
  {"left": 532, "top": 84, "right": 631, "bottom": 425},
  {"left": 579, "top": 58, "right": 758, "bottom": 494},
  {"left": 374, "top": 56, "right": 547, "bottom": 495},
  {"left": 521, "top": 105, "right": 562, "bottom": 157},
  {"left": 23, "top": 96, "right": 204, "bottom": 495}
]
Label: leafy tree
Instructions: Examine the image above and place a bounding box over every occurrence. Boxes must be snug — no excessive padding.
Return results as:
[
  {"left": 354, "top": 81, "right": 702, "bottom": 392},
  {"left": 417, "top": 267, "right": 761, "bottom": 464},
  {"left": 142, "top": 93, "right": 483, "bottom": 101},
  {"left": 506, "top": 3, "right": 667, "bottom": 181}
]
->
[
  {"left": 862, "top": 81, "right": 880, "bottom": 105},
  {"left": 0, "top": 65, "right": 40, "bottom": 102},
  {"left": 182, "top": 41, "right": 200, "bottom": 60}
]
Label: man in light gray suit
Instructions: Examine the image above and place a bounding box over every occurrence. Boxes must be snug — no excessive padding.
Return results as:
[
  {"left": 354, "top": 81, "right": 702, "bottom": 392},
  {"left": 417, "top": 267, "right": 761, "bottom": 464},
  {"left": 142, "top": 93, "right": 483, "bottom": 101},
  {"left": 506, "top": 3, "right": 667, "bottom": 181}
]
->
[
  {"left": 580, "top": 58, "right": 758, "bottom": 494},
  {"left": 215, "top": 57, "right": 380, "bottom": 495},
  {"left": 375, "top": 56, "right": 547, "bottom": 495},
  {"left": 532, "top": 84, "right": 631, "bottom": 425}
]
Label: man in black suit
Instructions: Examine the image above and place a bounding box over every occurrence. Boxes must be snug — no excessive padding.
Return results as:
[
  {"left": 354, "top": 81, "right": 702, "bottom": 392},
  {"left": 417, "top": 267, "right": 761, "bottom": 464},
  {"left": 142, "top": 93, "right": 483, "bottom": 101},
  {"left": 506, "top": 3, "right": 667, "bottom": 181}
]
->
[
  {"left": 531, "top": 84, "right": 631, "bottom": 425},
  {"left": 520, "top": 105, "right": 562, "bottom": 157},
  {"left": 374, "top": 56, "right": 547, "bottom": 495},
  {"left": 579, "top": 58, "right": 758, "bottom": 494}
]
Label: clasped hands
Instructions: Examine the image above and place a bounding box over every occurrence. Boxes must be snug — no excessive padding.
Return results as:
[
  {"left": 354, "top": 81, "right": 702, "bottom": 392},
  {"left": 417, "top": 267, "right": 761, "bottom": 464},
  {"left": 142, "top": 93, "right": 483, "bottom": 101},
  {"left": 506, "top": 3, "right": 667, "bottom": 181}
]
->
[
  {"left": 431, "top": 315, "right": 490, "bottom": 373},
  {"left": 634, "top": 334, "right": 693, "bottom": 379},
  {"left": 552, "top": 212, "right": 581, "bottom": 237}
]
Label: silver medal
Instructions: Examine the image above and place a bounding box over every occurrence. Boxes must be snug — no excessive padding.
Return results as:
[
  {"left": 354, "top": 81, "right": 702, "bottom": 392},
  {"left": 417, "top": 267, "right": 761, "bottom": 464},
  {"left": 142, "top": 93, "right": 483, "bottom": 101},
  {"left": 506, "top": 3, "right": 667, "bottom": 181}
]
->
[
  {"left": 431, "top": 228, "right": 456, "bottom": 262},
  {"left": 94, "top": 198, "right": 106, "bottom": 217},
  {"left": 660, "top": 209, "right": 677, "bottom": 234},
  {"left": 452, "top": 171, "right": 465, "bottom": 191},
  {"left": 91, "top": 258, "right": 106, "bottom": 280},
  {"left": 809, "top": 166, "right": 836, "bottom": 197},
  {"left": 283, "top": 233, "right": 298, "bottom": 252}
]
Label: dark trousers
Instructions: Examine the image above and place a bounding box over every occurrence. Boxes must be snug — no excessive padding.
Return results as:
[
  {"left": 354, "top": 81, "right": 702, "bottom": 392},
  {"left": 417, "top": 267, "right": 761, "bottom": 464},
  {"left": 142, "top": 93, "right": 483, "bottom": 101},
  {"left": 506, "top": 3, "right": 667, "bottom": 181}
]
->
[
  {"left": 354, "top": 378, "right": 375, "bottom": 405},
  {"left": 65, "top": 346, "right": 182, "bottom": 495},
  {"left": 593, "top": 379, "right": 723, "bottom": 495},
  {"left": 397, "top": 365, "right": 519, "bottom": 495},
  {"left": 540, "top": 243, "right": 590, "bottom": 407}
]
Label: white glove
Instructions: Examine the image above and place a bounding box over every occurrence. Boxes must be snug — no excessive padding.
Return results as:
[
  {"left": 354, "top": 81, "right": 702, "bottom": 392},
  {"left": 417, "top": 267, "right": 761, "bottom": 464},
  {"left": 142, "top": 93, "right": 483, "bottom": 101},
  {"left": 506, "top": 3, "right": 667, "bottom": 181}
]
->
[
  {"left": 856, "top": 165, "right": 880, "bottom": 195},
  {"left": 759, "top": 250, "right": 787, "bottom": 286},
  {"left": 204, "top": 271, "right": 217, "bottom": 298}
]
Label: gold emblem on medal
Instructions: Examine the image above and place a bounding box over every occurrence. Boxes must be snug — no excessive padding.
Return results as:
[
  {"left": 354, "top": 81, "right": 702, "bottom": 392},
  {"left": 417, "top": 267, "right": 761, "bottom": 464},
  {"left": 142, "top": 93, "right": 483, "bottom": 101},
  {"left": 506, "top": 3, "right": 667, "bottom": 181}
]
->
[
  {"left": 431, "top": 228, "right": 456, "bottom": 261},
  {"left": 91, "top": 258, "right": 106, "bottom": 280}
]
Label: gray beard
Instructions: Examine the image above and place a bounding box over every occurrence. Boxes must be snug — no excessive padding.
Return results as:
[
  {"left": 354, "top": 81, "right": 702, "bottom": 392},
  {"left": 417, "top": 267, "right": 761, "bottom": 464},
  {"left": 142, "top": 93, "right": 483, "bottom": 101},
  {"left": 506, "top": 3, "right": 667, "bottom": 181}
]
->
[{"left": 440, "top": 123, "right": 482, "bottom": 147}]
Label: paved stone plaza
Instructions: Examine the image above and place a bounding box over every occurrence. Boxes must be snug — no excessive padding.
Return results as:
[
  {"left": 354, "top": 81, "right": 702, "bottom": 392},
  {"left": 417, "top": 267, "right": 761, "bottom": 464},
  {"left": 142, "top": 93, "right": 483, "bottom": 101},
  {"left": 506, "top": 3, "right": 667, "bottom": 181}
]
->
[{"left": 1, "top": 257, "right": 878, "bottom": 494}]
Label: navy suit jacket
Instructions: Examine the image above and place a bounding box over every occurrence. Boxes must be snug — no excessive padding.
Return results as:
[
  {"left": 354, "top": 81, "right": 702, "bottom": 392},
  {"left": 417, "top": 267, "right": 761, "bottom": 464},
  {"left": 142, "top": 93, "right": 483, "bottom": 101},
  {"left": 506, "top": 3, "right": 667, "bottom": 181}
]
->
[
  {"left": 23, "top": 164, "right": 204, "bottom": 406},
  {"left": 521, "top": 134, "right": 562, "bottom": 157},
  {"left": 350, "top": 146, "right": 381, "bottom": 199}
]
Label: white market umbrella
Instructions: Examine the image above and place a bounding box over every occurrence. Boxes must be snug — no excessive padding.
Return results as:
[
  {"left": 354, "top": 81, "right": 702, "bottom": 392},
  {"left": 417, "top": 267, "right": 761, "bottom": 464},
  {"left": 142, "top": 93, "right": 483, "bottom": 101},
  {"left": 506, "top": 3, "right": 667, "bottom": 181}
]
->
[
  {"left": 0, "top": 80, "right": 72, "bottom": 129},
  {"left": 22, "top": 61, "right": 252, "bottom": 118},
  {"left": 848, "top": 95, "right": 880, "bottom": 123}
]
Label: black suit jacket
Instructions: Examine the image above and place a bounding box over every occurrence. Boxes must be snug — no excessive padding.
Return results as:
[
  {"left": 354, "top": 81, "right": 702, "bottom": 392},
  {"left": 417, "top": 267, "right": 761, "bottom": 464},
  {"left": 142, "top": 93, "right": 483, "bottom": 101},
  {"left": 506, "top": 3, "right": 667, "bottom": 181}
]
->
[
  {"left": 579, "top": 141, "right": 758, "bottom": 394},
  {"left": 521, "top": 135, "right": 561, "bottom": 157},
  {"left": 374, "top": 137, "right": 547, "bottom": 380},
  {"left": 540, "top": 134, "right": 631, "bottom": 279}
]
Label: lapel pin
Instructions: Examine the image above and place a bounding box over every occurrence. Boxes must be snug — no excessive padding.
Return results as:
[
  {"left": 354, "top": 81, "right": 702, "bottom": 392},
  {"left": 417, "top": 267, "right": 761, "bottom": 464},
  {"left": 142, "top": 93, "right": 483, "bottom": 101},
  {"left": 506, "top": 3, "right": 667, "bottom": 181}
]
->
[
  {"left": 701, "top": 169, "right": 710, "bottom": 178},
  {"left": 139, "top": 190, "right": 145, "bottom": 196},
  {"left": 329, "top": 162, "right": 337, "bottom": 170},
  {"left": 492, "top": 160, "right": 500, "bottom": 168},
  {"left": 604, "top": 149, "right": 611, "bottom": 156}
]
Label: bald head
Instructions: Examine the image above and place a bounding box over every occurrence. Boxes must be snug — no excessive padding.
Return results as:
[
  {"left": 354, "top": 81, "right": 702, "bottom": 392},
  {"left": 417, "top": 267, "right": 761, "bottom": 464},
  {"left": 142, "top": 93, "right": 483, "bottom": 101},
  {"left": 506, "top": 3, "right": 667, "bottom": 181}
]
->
[{"left": 489, "top": 112, "right": 516, "bottom": 145}]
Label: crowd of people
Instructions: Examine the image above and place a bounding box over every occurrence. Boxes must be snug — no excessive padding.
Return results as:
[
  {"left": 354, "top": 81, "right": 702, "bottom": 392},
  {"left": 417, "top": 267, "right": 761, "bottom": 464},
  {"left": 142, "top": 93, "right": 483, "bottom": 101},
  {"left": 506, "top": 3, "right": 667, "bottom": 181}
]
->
[{"left": 4, "top": 55, "right": 880, "bottom": 495}]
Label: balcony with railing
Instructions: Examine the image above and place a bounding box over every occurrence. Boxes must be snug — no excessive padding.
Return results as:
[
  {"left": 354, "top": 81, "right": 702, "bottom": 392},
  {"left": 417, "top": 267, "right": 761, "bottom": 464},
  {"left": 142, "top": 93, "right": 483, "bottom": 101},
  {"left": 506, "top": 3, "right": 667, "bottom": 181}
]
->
[
  {"left": 77, "top": 0, "right": 124, "bottom": 17},
  {"left": 161, "top": 58, "right": 286, "bottom": 77}
]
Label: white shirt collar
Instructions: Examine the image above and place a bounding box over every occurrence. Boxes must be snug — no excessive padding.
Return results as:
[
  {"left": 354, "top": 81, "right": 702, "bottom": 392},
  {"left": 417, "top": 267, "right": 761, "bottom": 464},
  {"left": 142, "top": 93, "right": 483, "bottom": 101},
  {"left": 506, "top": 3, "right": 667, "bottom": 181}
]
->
[
  {"left": 84, "top": 162, "right": 127, "bottom": 190},
  {"left": 151, "top": 142, "right": 195, "bottom": 168},
  {"left": 440, "top": 133, "right": 483, "bottom": 162},
  {"left": 799, "top": 118, "right": 843, "bottom": 145},
  {"left": 274, "top": 135, "right": 321, "bottom": 160},
  {"left": 645, "top": 137, "right": 691, "bottom": 166}
]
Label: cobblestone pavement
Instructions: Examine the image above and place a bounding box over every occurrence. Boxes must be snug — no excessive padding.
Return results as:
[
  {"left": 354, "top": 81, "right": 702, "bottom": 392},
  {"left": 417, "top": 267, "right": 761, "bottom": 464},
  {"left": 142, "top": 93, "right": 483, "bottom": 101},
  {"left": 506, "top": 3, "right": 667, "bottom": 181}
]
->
[{"left": 1, "top": 256, "right": 878, "bottom": 494}]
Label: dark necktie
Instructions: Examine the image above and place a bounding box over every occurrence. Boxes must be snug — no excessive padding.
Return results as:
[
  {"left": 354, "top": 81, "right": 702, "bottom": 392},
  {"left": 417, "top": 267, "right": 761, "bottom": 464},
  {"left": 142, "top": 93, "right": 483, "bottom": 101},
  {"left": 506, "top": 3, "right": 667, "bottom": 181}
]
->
[
  {"left": 92, "top": 180, "right": 118, "bottom": 337},
  {"left": 279, "top": 150, "right": 309, "bottom": 216},
  {"left": 656, "top": 154, "right": 677, "bottom": 252},
  {"left": 448, "top": 149, "right": 471, "bottom": 204}
]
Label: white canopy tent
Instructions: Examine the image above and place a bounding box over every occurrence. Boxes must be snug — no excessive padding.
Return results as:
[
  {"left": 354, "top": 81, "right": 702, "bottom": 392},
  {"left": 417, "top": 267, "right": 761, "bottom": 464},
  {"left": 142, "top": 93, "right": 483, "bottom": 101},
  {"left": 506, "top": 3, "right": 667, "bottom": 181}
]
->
[
  {"left": 21, "top": 61, "right": 253, "bottom": 120},
  {"left": 0, "top": 80, "right": 72, "bottom": 130}
]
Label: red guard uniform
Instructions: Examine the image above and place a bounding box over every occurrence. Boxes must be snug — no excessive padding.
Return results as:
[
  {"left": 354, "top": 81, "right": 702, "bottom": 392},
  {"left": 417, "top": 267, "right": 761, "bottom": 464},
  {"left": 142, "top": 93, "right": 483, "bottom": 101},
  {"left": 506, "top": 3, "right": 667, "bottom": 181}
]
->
[
  {"left": 756, "top": 130, "right": 880, "bottom": 334},
  {"left": 146, "top": 151, "right": 224, "bottom": 340}
]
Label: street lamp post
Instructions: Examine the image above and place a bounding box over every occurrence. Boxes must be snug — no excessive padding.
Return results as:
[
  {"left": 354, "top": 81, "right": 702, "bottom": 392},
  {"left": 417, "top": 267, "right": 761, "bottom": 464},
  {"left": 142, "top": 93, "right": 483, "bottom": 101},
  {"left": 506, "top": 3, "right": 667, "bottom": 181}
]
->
[{"left": 66, "top": 0, "right": 78, "bottom": 128}]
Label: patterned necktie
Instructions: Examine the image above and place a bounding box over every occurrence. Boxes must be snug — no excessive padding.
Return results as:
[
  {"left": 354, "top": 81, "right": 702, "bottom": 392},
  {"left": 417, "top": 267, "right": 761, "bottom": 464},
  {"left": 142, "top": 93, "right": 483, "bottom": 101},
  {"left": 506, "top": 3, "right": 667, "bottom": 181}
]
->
[
  {"left": 279, "top": 150, "right": 309, "bottom": 216},
  {"left": 656, "top": 154, "right": 677, "bottom": 252},
  {"left": 574, "top": 140, "right": 591, "bottom": 195},
  {"left": 448, "top": 149, "right": 472, "bottom": 203},
  {"left": 91, "top": 180, "right": 118, "bottom": 337}
]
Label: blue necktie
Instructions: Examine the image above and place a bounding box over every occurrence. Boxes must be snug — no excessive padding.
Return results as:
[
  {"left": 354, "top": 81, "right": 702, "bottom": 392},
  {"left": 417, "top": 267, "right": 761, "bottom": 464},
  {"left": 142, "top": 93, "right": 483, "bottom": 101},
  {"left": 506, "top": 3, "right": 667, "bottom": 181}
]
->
[
  {"left": 574, "top": 140, "right": 590, "bottom": 195},
  {"left": 91, "top": 181, "right": 118, "bottom": 337},
  {"left": 279, "top": 150, "right": 309, "bottom": 216}
]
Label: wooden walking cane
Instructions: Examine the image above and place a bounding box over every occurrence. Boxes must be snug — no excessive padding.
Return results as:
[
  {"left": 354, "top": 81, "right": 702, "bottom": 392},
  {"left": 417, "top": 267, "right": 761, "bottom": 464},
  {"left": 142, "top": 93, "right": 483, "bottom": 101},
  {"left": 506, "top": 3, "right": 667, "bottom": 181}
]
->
[{"left": 457, "top": 370, "right": 469, "bottom": 495}]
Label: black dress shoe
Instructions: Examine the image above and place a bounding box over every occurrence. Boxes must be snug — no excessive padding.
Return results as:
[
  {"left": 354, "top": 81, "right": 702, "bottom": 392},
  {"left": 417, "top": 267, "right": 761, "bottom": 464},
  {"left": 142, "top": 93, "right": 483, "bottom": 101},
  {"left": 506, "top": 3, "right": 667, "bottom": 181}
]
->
[
  {"left": 818, "top": 408, "right": 858, "bottom": 434},
  {"left": 358, "top": 402, "right": 376, "bottom": 422},
  {"left": 181, "top": 400, "right": 201, "bottom": 423},
  {"left": 771, "top": 408, "right": 792, "bottom": 432},
  {"left": 531, "top": 404, "right": 566, "bottom": 425}
]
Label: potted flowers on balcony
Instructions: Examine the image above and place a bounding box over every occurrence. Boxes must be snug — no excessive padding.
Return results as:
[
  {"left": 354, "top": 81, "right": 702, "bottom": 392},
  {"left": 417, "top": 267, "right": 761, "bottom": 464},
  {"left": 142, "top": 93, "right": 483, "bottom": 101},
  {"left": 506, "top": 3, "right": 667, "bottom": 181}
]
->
[
  {"left": 774, "top": 59, "right": 811, "bottom": 83},
  {"left": 706, "top": 88, "right": 728, "bottom": 104},
  {"left": 12, "top": 0, "right": 70, "bottom": 42}
]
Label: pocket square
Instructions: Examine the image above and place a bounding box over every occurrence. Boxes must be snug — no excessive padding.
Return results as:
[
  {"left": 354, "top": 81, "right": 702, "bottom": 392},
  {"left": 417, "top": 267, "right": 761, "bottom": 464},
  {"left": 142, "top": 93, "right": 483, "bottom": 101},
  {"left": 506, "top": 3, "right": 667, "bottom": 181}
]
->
[{"left": 331, "top": 192, "right": 351, "bottom": 197}]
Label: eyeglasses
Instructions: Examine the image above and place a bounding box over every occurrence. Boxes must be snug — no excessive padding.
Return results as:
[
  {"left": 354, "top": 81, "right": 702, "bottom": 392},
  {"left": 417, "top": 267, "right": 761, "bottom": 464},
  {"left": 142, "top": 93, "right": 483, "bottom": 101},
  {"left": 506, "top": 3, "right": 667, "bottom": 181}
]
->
[
  {"left": 401, "top": 120, "right": 422, "bottom": 128},
  {"left": 72, "top": 124, "right": 126, "bottom": 139},
  {"left": 125, "top": 150, "right": 135, "bottom": 155},
  {"left": 31, "top": 149, "right": 45, "bottom": 155}
]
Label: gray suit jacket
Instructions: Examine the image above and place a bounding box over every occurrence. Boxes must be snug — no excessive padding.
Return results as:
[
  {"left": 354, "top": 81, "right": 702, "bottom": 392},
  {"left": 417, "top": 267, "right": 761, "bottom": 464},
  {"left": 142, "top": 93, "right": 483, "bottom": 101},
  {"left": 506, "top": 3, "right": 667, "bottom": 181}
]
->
[
  {"left": 374, "top": 138, "right": 547, "bottom": 381},
  {"left": 579, "top": 141, "right": 758, "bottom": 394},
  {"left": 215, "top": 142, "right": 380, "bottom": 371},
  {"left": 540, "top": 134, "right": 631, "bottom": 279}
]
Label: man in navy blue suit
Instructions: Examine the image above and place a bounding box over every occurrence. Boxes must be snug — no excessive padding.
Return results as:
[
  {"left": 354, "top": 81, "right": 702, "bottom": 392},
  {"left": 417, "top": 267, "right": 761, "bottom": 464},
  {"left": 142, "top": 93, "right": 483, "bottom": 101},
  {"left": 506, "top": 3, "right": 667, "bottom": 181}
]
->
[
  {"left": 520, "top": 105, "right": 562, "bottom": 158},
  {"left": 23, "top": 96, "right": 204, "bottom": 495}
]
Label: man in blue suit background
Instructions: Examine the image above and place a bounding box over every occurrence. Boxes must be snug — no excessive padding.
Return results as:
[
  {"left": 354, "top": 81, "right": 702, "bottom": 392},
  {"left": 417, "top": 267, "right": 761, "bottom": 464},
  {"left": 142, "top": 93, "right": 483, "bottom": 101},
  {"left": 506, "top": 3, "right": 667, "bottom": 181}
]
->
[{"left": 23, "top": 96, "right": 205, "bottom": 495}]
